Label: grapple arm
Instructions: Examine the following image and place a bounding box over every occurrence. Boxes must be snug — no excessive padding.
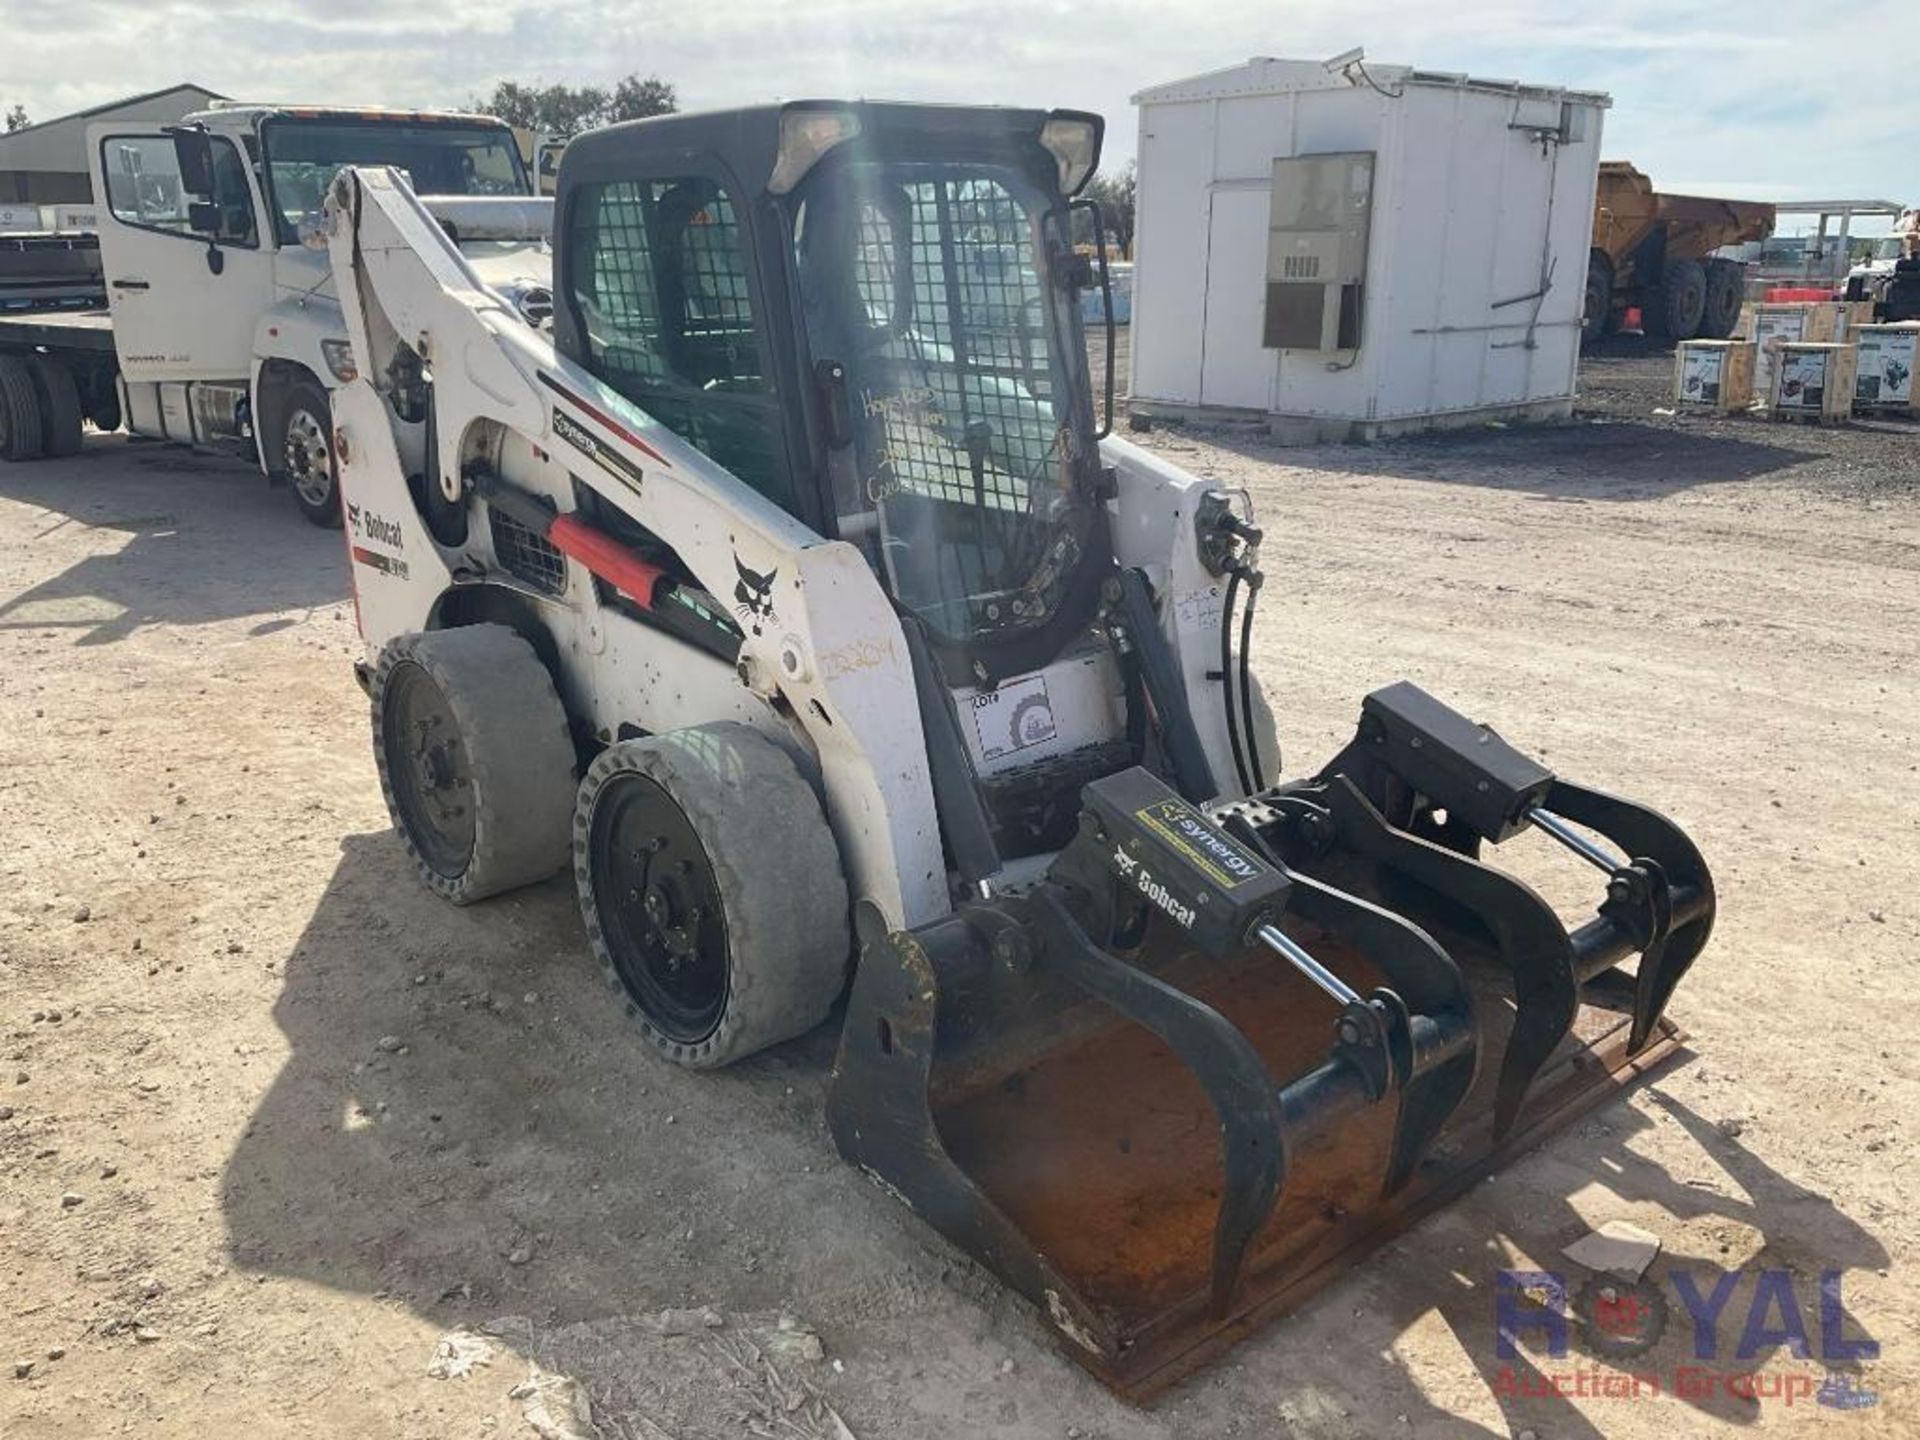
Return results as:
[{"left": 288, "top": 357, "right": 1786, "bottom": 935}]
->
[{"left": 1281, "top": 680, "right": 1716, "bottom": 1127}]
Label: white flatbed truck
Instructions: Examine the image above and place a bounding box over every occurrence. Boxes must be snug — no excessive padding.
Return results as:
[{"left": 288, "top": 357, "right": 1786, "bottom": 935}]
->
[{"left": 0, "top": 103, "right": 553, "bottom": 525}]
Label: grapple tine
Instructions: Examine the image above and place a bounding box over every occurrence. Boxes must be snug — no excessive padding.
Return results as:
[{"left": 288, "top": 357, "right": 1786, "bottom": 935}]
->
[
  {"left": 1023, "top": 890, "right": 1287, "bottom": 1315},
  {"left": 1279, "top": 869, "right": 1478, "bottom": 1193},
  {"left": 1291, "top": 681, "right": 1718, "bottom": 1118},
  {"left": 1537, "top": 779, "right": 1716, "bottom": 1053},
  {"left": 1286, "top": 777, "right": 1582, "bottom": 1139}
]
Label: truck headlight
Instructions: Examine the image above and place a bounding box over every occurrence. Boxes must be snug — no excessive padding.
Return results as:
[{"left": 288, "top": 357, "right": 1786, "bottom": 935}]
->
[{"left": 320, "top": 339, "right": 358, "bottom": 383}]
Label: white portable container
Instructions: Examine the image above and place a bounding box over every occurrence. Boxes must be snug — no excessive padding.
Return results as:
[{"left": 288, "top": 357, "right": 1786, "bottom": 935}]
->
[{"left": 1129, "top": 57, "right": 1608, "bottom": 440}]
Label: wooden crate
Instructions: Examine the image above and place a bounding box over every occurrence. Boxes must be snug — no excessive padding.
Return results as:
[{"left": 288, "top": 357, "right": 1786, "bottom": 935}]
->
[
  {"left": 1853, "top": 323, "right": 1920, "bottom": 414},
  {"left": 1673, "top": 340, "right": 1757, "bottom": 412},
  {"left": 1767, "top": 342, "right": 1858, "bottom": 424},
  {"left": 1837, "top": 300, "right": 1876, "bottom": 338},
  {"left": 1744, "top": 303, "right": 1837, "bottom": 400},
  {"left": 1739, "top": 302, "right": 1840, "bottom": 343}
]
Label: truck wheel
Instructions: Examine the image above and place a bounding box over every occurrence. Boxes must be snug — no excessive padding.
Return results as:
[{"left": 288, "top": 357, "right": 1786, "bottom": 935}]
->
[
  {"left": 1581, "top": 256, "right": 1614, "bottom": 346},
  {"left": 1700, "top": 262, "right": 1744, "bottom": 340},
  {"left": 1650, "top": 259, "right": 1707, "bottom": 340},
  {"left": 372, "top": 624, "right": 577, "bottom": 905},
  {"left": 0, "top": 355, "right": 44, "bottom": 462},
  {"left": 575, "top": 724, "right": 851, "bottom": 1069},
  {"left": 27, "top": 356, "right": 84, "bottom": 458},
  {"left": 86, "top": 373, "right": 123, "bottom": 434},
  {"left": 275, "top": 376, "right": 342, "bottom": 528}
]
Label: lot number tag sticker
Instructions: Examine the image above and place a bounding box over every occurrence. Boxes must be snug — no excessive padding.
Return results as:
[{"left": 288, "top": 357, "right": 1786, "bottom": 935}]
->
[{"left": 972, "top": 674, "right": 1057, "bottom": 761}]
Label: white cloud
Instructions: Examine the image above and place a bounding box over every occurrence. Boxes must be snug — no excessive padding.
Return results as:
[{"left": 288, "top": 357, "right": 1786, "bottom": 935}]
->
[{"left": 1, "top": 0, "right": 1913, "bottom": 201}]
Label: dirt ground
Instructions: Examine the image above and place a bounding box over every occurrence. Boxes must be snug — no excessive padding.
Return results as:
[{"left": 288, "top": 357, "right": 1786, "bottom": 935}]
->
[{"left": 2, "top": 357, "right": 1916, "bottom": 1438}]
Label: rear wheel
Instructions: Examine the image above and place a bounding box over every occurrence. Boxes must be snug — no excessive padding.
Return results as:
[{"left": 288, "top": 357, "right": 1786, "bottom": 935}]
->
[
  {"left": 1699, "top": 261, "right": 1744, "bottom": 340},
  {"left": 372, "top": 624, "right": 577, "bottom": 904},
  {"left": 575, "top": 724, "right": 851, "bottom": 1068},
  {"left": 1650, "top": 258, "right": 1707, "bottom": 339},
  {"left": 274, "top": 376, "right": 341, "bottom": 528},
  {"left": 1581, "top": 255, "right": 1614, "bottom": 346},
  {"left": 27, "top": 356, "right": 84, "bottom": 457},
  {"left": 0, "top": 355, "right": 44, "bottom": 461}
]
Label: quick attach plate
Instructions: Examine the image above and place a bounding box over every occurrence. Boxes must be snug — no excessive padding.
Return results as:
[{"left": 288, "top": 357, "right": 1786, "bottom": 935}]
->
[{"left": 1078, "top": 768, "right": 1290, "bottom": 954}]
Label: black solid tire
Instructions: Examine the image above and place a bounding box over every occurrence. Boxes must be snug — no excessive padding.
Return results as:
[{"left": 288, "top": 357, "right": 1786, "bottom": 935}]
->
[
  {"left": 1651, "top": 258, "right": 1707, "bottom": 339},
  {"left": 371, "top": 624, "right": 577, "bottom": 905},
  {"left": 574, "top": 724, "right": 851, "bottom": 1069},
  {"left": 275, "top": 375, "right": 342, "bottom": 528},
  {"left": 1699, "top": 261, "right": 1744, "bottom": 340},
  {"left": 1582, "top": 255, "right": 1613, "bottom": 346},
  {"left": 0, "top": 355, "right": 44, "bottom": 462},
  {"left": 28, "top": 356, "right": 84, "bottom": 458}
]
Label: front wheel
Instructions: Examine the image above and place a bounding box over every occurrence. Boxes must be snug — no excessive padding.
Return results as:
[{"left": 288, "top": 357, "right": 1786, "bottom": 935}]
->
[
  {"left": 274, "top": 376, "right": 341, "bottom": 528},
  {"left": 574, "top": 725, "right": 851, "bottom": 1068}
]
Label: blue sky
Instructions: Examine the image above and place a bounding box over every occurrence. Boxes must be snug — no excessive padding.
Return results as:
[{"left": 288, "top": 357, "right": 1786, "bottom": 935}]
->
[{"left": 3, "top": 1, "right": 1914, "bottom": 228}]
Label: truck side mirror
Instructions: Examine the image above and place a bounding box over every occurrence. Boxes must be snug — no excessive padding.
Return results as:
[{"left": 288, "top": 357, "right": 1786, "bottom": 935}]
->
[
  {"left": 187, "top": 201, "right": 221, "bottom": 235},
  {"left": 169, "top": 127, "right": 215, "bottom": 198}
]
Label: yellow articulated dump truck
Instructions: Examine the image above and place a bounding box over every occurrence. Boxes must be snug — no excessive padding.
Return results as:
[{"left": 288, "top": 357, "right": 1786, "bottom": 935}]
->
[{"left": 1587, "top": 161, "right": 1775, "bottom": 345}]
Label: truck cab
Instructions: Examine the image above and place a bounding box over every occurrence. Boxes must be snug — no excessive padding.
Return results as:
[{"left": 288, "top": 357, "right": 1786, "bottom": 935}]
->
[{"left": 84, "top": 104, "right": 551, "bottom": 523}]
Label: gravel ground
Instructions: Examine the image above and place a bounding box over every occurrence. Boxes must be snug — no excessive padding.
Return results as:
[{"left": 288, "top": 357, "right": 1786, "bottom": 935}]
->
[{"left": 0, "top": 391, "right": 1915, "bottom": 1439}]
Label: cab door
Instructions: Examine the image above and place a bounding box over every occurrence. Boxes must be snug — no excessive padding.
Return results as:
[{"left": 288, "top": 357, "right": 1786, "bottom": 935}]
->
[{"left": 87, "top": 125, "right": 275, "bottom": 383}]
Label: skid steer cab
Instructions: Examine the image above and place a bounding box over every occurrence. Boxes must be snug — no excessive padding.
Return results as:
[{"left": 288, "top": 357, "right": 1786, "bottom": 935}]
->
[{"left": 321, "top": 99, "right": 1715, "bottom": 1397}]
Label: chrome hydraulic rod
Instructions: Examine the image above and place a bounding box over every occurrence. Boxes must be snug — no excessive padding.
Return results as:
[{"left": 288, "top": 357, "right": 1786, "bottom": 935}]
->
[
  {"left": 1254, "top": 923, "right": 1361, "bottom": 1007},
  {"left": 1529, "top": 806, "right": 1625, "bottom": 873}
]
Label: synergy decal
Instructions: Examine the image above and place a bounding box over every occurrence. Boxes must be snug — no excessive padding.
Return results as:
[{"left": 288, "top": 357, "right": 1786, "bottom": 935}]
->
[
  {"left": 551, "top": 407, "right": 647, "bottom": 495},
  {"left": 1135, "top": 798, "right": 1268, "bottom": 890}
]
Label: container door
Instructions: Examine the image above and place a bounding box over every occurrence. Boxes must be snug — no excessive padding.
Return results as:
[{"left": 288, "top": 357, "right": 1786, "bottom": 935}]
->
[
  {"left": 88, "top": 126, "right": 274, "bottom": 384},
  {"left": 1199, "top": 188, "right": 1274, "bottom": 411}
]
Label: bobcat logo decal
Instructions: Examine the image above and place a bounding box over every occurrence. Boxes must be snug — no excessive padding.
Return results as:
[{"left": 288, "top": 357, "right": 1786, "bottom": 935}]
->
[{"left": 733, "top": 554, "right": 778, "bottom": 636}]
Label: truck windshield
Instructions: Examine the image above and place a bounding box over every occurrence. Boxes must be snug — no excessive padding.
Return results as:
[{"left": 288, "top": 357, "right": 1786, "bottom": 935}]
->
[
  {"left": 262, "top": 119, "right": 526, "bottom": 243},
  {"left": 792, "top": 158, "right": 1101, "bottom": 649}
]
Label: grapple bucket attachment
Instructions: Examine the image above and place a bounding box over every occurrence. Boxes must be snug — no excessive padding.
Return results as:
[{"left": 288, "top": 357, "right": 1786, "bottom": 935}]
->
[{"left": 827, "top": 684, "right": 1713, "bottom": 1398}]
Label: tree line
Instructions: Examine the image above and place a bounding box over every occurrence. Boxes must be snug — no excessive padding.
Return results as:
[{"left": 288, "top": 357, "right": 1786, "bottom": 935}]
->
[{"left": 471, "top": 74, "right": 676, "bottom": 136}]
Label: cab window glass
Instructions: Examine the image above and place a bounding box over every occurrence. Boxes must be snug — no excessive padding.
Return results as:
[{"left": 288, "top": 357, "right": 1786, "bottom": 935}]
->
[
  {"left": 100, "top": 134, "right": 256, "bottom": 246},
  {"left": 568, "top": 176, "right": 791, "bottom": 510}
]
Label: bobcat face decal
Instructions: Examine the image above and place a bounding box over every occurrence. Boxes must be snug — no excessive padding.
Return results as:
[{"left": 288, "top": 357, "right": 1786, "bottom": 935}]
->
[{"left": 734, "top": 554, "right": 778, "bottom": 637}]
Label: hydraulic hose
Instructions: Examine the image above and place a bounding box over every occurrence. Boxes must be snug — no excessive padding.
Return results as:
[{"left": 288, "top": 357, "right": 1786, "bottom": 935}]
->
[
  {"left": 1238, "top": 569, "right": 1267, "bottom": 791},
  {"left": 1221, "top": 566, "right": 1253, "bottom": 797}
]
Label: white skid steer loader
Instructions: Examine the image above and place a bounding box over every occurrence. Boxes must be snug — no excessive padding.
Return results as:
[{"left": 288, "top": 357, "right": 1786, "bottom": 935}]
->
[{"left": 322, "top": 102, "right": 1714, "bottom": 1398}]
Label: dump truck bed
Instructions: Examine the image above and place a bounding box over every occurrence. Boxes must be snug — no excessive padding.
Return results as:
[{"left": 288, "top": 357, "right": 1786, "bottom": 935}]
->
[{"left": 1593, "top": 161, "right": 1775, "bottom": 266}]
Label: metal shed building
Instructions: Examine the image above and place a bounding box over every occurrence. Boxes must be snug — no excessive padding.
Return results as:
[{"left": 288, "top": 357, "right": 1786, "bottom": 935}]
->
[
  {"left": 1128, "top": 58, "right": 1609, "bottom": 440},
  {"left": 0, "top": 83, "right": 223, "bottom": 205}
]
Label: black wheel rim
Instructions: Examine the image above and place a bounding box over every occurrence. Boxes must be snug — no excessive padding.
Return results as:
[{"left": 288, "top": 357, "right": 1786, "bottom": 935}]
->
[
  {"left": 589, "top": 773, "right": 729, "bottom": 1043},
  {"left": 382, "top": 662, "right": 475, "bottom": 877}
]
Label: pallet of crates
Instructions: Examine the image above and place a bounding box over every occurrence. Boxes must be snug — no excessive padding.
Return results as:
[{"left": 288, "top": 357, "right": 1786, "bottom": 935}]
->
[
  {"left": 1766, "top": 342, "right": 1858, "bottom": 425},
  {"left": 1673, "top": 339, "right": 1757, "bottom": 414},
  {"left": 1852, "top": 323, "right": 1920, "bottom": 417}
]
